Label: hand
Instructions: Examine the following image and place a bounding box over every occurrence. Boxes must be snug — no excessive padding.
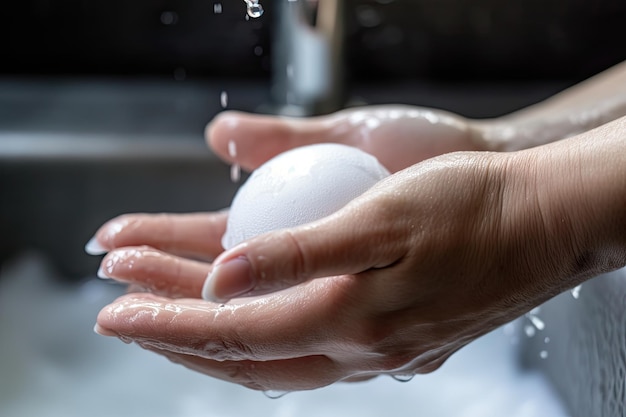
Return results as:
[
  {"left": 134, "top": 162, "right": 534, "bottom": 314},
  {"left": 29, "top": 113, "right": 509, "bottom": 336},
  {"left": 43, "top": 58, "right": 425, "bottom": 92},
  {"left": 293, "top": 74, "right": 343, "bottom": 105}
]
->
[
  {"left": 93, "top": 109, "right": 626, "bottom": 392},
  {"left": 94, "top": 149, "right": 579, "bottom": 391},
  {"left": 207, "top": 105, "right": 483, "bottom": 173}
]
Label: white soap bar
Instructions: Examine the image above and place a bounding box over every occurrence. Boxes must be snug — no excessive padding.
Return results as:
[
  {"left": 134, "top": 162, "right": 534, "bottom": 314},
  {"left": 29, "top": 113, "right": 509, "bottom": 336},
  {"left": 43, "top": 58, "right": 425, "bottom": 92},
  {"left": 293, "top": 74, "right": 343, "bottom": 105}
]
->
[{"left": 222, "top": 143, "right": 390, "bottom": 250}]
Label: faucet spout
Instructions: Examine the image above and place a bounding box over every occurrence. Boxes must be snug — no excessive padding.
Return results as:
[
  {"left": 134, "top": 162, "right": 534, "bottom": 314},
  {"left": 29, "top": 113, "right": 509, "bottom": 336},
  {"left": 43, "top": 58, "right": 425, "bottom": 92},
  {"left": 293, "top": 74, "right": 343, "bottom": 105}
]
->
[{"left": 269, "top": 0, "right": 345, "bottom": 116}]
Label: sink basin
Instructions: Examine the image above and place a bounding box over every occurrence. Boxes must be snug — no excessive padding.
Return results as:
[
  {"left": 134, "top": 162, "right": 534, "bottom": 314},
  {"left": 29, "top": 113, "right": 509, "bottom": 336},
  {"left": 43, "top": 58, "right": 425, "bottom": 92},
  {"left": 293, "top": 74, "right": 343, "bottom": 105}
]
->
[{"left": 0, "top": 253, "right": 569, "bottom": 417}]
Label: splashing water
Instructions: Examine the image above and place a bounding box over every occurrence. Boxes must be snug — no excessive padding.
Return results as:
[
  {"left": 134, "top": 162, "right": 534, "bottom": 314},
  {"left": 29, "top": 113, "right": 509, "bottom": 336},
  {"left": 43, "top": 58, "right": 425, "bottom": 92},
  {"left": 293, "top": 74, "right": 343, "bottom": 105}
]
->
[
  {"left": 244, "top": 0, "right": 264, "bottom": 18},
  {"left": 263, "top": 390, "right": 289, "bottom": 399},
  {"left": 571, "top": 284, "right": 582, "bottom": 299},
  {"left": 391, "top": 374, "right": 415, "bottom": 383}
]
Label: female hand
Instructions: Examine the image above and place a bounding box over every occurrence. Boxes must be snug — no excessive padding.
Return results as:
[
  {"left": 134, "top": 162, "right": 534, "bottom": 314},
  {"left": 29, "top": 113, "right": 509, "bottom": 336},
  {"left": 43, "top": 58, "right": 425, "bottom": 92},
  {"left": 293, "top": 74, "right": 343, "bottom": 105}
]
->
[
  {"left": 92, "top": 104, "right": 626, "bottom": 392},
  {"left": 95, "top": 151, "right": 514, "bottom": 391},
  {"left": 207, "top": 105, "right": 483, "bottom": 173},
  {"left": 94, "top": 127, "right": 626, "bottom": 391}
]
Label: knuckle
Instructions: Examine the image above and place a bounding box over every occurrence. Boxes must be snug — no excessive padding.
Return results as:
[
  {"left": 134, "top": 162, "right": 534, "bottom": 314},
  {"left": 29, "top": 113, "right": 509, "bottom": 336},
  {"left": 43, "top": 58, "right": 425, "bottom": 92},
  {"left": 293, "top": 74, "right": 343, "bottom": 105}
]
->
[
  {"left": 279, "top": 229, "right": 309, "bottom": 283},
  {"left": 252, "top": 229, "right": 309, "bottom": 291}
]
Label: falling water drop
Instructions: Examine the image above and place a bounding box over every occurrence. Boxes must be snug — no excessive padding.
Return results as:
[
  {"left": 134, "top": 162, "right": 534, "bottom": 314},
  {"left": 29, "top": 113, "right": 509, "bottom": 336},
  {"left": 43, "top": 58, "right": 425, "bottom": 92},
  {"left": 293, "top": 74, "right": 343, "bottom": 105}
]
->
[
  {"left": 524, "top": 325, "right": 536, "bottom": 338},
  {"left": 160, "top": 11, "right": 179, "bottom": 25},
  {"left": 527, "top": 314, "right": 545, "bottom": 331},
  {"left": 391, "top": 374, "right": 415, "bottom": 383},
  {"left": 539, "top": 350, "right": 549, "bottom": 359},
  {"left": 263, "top": 390, "right": 289, "bottom": 399},
  {"left": 244, "top": 0, "right": 264, "bottom": 18},
  {"left": 220, "top": 91, "right": 228, "bottom": 108},
  {"left": 571, "top": 284, "right": 582, "bottom": 299},
  {"left": 214, "top": 3, "right": 223, "bottom": 14},
  {"left": 228, "top": 140, "right": 240, "bottom": 182},
  {"left": 231, "top": 164, "right": 241, "bottom": 182}
]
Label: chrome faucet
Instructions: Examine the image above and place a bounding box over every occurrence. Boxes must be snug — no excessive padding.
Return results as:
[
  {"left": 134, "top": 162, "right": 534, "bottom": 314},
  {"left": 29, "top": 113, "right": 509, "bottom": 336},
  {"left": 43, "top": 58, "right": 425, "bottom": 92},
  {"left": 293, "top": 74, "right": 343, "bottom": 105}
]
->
[{"left": 268, "top": 0, "right": 345, "bottom": 116}]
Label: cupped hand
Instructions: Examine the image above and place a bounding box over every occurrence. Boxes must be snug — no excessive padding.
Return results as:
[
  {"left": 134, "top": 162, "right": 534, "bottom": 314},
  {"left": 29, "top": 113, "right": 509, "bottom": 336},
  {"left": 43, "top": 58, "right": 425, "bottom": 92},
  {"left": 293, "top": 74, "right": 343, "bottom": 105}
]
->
[
  {"left": 207, "top": 105, "right": 483, "bottom": 173},
  {"left": 94, "top": 149, "right": 571, "bottom": 391}
]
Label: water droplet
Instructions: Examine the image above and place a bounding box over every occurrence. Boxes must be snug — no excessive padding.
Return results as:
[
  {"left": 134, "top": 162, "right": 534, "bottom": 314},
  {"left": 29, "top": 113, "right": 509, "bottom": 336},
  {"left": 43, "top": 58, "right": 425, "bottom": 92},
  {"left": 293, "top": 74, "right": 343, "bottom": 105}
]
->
[
  {"left": 220, "top": 91, "right": 228, "bottom": 108},
  {"left": 544, "top": 336, "right": 551, "bottom": 344},
  {"left": 214, "top": 3, "right": 223, "bottom": 14},
  {"left": 571, "top": 284, "right": 582, "bottom": 299},
  {"left": 228, "top": 140, "right": 237, "bottom": 158},
  {"left": 244, "top": 0, "right": 264, "bottom": 18},
  {"left": 524, "top": 325, "right": 536, "bottom": 338},
  {"left": 356, "top": 5, "right": 382, "bottom": 28},
  {"left": 160, "top": 11, "right": 179, "bottom": 25},
  {"left": 539, "top": 350, "right": 549, "bottom": 359},
  {"left": 527, "top": 314, "right": 545, "bottom": 331},
  {"left": 254, "top": 45, "right": 263, "bottom": 56},
  {"left": 391, "top": 374, "right": 414, "bottom": 383},
  {"left": 119, "top": 335, "right": 133, "bottom": 344},
  {"left": 263, "top": 390, "right": 289, "bottom": 399},
  {"left": 231, "top": 163, "right": 241, "bottom": 182}
]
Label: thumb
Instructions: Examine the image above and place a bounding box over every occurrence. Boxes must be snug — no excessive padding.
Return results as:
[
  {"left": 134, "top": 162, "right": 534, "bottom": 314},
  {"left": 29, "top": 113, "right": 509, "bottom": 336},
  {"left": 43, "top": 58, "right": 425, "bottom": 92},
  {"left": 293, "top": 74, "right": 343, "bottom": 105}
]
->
[{"left": 201, "top": 197, "right": 408, "bottom": 303}]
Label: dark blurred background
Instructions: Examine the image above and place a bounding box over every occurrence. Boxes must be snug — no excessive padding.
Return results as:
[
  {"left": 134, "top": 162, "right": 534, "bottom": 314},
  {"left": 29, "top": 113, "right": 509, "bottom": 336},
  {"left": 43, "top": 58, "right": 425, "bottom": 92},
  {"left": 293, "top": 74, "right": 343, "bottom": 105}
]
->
[{"left": 3, "top": 0, "right": 626, "bottom": 82}]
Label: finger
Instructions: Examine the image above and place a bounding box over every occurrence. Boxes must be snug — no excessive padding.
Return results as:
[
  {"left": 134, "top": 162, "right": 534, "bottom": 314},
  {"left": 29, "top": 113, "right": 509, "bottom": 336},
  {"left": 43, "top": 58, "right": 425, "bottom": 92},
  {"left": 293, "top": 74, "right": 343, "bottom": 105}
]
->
[
  {"left": 99, "top": 246, "right": 210, "bottom": 298},
  {"left": 141, "top": 346, "right": 342, "bottom": 391},
  {"left": 206, "top": 110, "right": 351, "bottom": 172},
  {"left": 96, "top": 278, "right": 359, "bottom": 362},
  {"left": 86, "top": 212, "right": 228, "bottom": 260},
  {"left": 201, "top": 186, "right": 409, "bottom": 302}
]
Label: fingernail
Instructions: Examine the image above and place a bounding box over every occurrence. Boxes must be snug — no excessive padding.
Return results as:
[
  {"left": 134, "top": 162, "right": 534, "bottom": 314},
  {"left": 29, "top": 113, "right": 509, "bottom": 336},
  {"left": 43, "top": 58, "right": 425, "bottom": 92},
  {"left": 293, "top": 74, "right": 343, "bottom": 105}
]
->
[
  {"left": 85, "top": 237, "right": 107, "bottom": 255},
  {"left": 93, "top": 323, "right": 117, "bottom": 337},
  {"left": 202, "top": 257, "right": 255, "bottom": 303},
  {"left": 97, "top": 265, "right": 110, "bottom": 279}
]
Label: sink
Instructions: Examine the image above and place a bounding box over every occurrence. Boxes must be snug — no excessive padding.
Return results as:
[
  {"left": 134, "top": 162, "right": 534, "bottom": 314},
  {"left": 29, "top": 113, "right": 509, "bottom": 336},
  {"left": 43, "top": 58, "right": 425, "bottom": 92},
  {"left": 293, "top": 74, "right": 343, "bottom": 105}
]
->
[
  {"left": 0, "top": 253, "right": 569, "bottom": 417},
  {"left": 520, "top": 268, "right": 626, "bottom": 417}
]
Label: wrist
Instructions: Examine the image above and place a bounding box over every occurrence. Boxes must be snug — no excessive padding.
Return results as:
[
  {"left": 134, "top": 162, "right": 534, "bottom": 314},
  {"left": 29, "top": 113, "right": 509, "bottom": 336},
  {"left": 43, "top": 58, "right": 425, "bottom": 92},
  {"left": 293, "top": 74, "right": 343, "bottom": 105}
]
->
[{"left": 504, "top": 118, "right": 626, "bottom": 293}]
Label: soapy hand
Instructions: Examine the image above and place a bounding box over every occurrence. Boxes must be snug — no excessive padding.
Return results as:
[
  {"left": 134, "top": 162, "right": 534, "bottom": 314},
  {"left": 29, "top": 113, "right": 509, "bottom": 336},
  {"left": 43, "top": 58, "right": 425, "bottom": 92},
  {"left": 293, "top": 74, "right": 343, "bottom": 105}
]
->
[
  {"left": 92, "top": 107, "right": 626, "bottom": 391},
  {"left": 93, "top": 150, "right": 572, "bottom": 391},
  {"left": 207, "top": 105, "right": 482, "bottom": 173},
  {"left": 91, "top": 105, "right": 488, "bottom": 390}
]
